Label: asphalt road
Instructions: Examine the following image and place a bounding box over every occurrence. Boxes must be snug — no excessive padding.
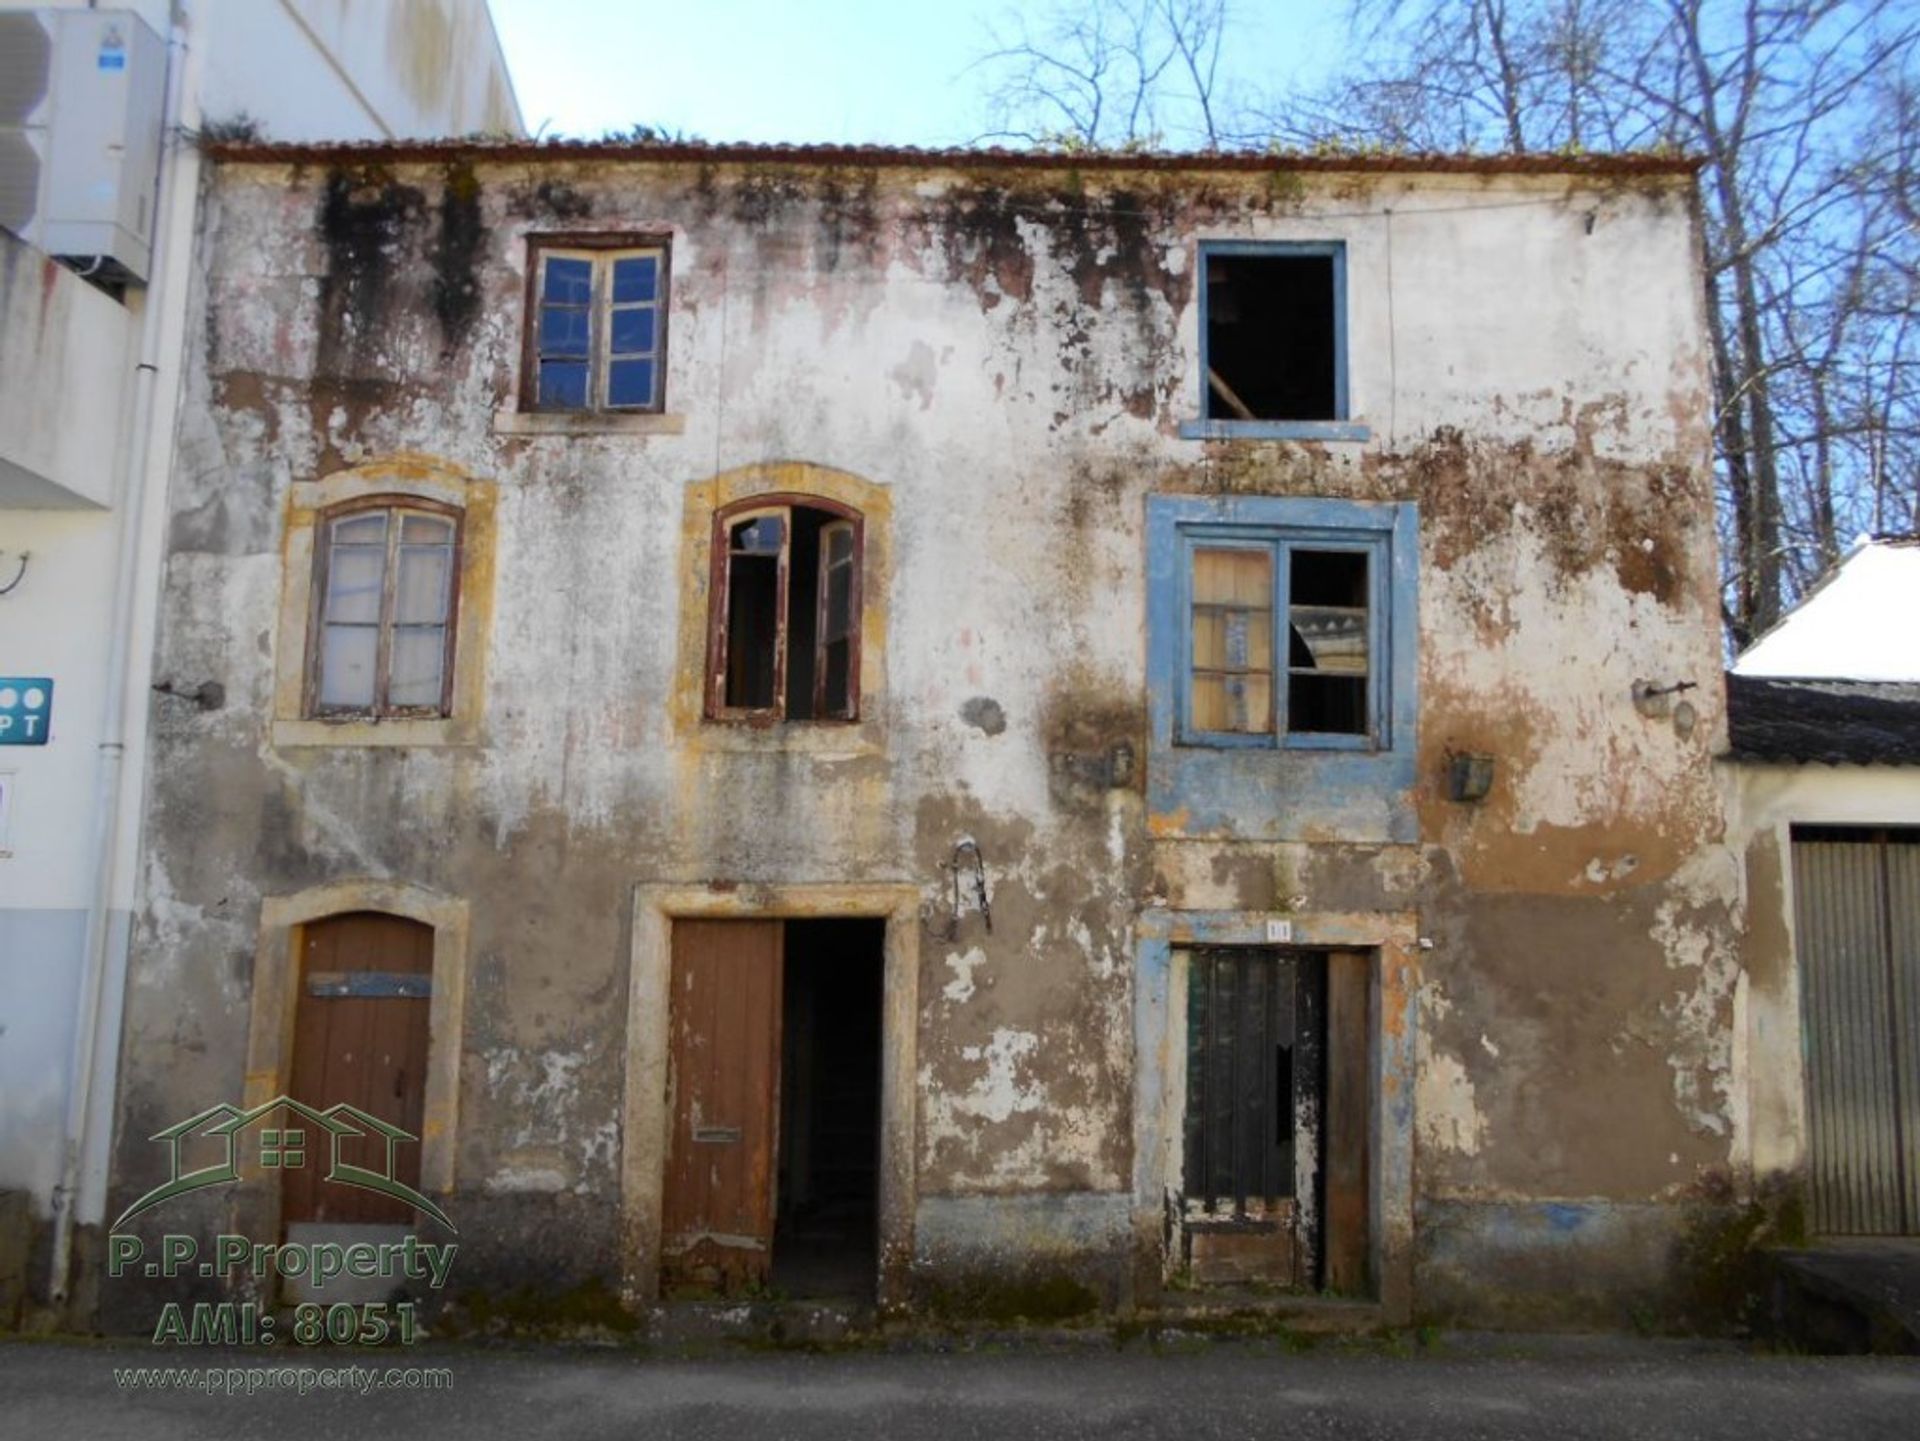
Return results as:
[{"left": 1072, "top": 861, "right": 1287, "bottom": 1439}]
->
[{"left": 4, "top": 1336, "right": 1920, "bottom": 1440}]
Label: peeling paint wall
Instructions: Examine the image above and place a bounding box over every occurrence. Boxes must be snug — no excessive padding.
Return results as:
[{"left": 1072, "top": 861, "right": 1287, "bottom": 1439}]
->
[{"left": 107, "top": 154, "right": 1742, "bottom": 1328}]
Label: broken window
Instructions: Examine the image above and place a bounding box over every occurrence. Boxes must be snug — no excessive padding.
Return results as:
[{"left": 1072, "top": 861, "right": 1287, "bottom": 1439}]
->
[
  {"left": 1184, "top": 532, "right": 1379, "bottom": 745},
  {"left": 1287, "top": 549, "right": 1369, "bottom": 734},
  {"left": 309, "top": 501, "right": 460, "bottom": 718},
  {"left": 708, "top": 499, "right": 862, "bottom": 722},
  {"left": 525, "top": 238, "right": 667, "bottom": 413},
  {"left": 1201, "top": 242, "right": 1346, "bottom": 424}
]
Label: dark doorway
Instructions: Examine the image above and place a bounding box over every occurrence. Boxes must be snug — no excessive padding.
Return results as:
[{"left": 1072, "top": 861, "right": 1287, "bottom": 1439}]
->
[{"left": 775, "top": 919, "right": 885, "bottom": 1298}]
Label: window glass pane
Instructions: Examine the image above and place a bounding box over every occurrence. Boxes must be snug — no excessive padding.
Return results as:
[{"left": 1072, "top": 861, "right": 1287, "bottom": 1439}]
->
[
  {"left": 1190, "top": 547, "right": 1273, "bottom": 734},
  {"left": 539, "top": 359, "right": 589, "bottom": 408},
  {"left": 825, "top": 525, "right": 854, "bottom": 566},
  {"left": 612, "top": 253, "right": 658, "bottom": 303},
  {"left": 317, "top": 624, "right": 378, "bottom": 709},
  {"left": 1194, "top": 547, "right": 1271, "bottom": 607},
  {"left": 607, "top": 358, "right": 655, "bottom": 408},
  {"left": 610, "top": 305, "right": 656, "bottom": 356},
  {"left": 400, "top": 513, "right": 453, "bottom": 544},
  {"left": 395, "top": 543, "right": 453, "bottom": 625},
  {"left": 388, "top": 626, "right": 447, "bottom": 710},
  {"left": 542, "top": 255, "right": 592, "bottom": 305},
  {"left": 332, "top": 512, "right": 387, "bottom": 546},
  {"left": 323, "top": 542, "right": 386, "bottom": 625},
  {"left": 731, "top": 514, "right": 784, "bottom": 553},
  {"left": 824, "top": 560, "right": 853, "bottom": 643},
  {"left": 1288, "top": 609, "right": 1368, "bottom": 674},
  {"left": 539, "top": 304, "right": 590, "bottom": 358},
  {"left": 822, "top": 636, "right": 852, "bottom": 718},
  {"left": 1192, "top": 673, "right": 1272, "bottom": 735}
]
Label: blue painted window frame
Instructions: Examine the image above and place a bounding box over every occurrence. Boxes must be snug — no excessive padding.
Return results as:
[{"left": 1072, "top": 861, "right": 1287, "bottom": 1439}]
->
[
  {"left": 1178, "top": 240, "right": 1370, "bottom": 443},
  {"left": 1176, "top": 524, "right": 1391, "bottom": 752},
  {"left": 1146, "top": 496, "right": 1419, "bottom": 843}
]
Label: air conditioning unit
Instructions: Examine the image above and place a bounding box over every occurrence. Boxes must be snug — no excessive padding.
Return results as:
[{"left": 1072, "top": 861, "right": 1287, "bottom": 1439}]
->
[{"left": 0, "top": 8, "right": 166, "bottom": 286}]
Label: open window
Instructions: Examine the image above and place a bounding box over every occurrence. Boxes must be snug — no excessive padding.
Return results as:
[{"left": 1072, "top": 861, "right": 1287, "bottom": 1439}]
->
[
  {"left": 306, "top": 499, "right": 461, "bottom": 719},
  {"left": 707, "top": 497, "right": 862, "bottom": 723},
  {"left": 1185, "top": 241, "right": 1359, "bottom": 441}
]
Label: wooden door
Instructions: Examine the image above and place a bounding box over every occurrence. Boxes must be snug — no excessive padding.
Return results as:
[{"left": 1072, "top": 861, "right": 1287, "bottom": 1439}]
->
[
  {"left": 662, "top": 919, "right": 785, "bottom": 1291},
  {"left": 1181, "top": 948, "right": 1325, "bottom": 1287},
  {"left": 284, "top": 911, "right": 432, "bottom": 1227}
]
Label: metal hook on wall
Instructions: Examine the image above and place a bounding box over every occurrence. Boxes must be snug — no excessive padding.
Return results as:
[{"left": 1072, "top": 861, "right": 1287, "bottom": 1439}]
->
[
  {"left": 0, "top": 552, "right": 29, "bottom": 597},
  {"left": 934, "top": 837, "right": 992, "bottom": 941}
]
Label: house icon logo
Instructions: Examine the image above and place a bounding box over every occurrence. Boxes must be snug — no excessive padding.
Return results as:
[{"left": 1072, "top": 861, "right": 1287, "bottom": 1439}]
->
[{"left": 112, "top": 1095, "right": 456, "bottom": 1234}]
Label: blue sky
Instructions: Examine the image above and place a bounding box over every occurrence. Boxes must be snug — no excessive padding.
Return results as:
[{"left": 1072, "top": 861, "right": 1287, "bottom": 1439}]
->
[{"left": 488, "top": 1, "right": 1347, "bottom": 146}]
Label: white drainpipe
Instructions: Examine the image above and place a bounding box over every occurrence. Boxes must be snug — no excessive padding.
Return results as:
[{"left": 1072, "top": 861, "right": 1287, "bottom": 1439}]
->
[{"left": 49, "top": 6, "right": 202, "bottom": 1309}]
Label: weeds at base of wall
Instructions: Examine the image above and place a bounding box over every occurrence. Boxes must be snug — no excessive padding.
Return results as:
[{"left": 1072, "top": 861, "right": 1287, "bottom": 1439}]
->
[
  {"left": 442, "top": 1277, "right": 642, "bottom": 1342},
  {"left": 919, "top": 1271, "right": 1103, "bottom": 1326},
  {"left": 1672, "top": 1182, "right": 1808, "bottom": 1337}
]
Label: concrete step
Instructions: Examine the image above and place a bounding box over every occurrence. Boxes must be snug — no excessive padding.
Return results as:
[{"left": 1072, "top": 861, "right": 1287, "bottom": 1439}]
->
[{"left": 1767, "top": 1240, "right": 1920, "bottom": 1354}]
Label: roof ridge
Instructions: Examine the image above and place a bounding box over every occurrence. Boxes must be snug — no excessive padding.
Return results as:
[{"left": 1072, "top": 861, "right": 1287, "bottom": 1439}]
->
[{"left": 196, "top": 136, "right": 1702, "bottom": 177}]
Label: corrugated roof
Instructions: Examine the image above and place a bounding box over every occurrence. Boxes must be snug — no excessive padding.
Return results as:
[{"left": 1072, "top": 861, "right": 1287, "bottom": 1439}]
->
[
  {"left": 198, "top": 136, "right": 1702, "bottom": 178},
  {"left": 1725, "top": 673, "right": 1920, "bottom": 766}
]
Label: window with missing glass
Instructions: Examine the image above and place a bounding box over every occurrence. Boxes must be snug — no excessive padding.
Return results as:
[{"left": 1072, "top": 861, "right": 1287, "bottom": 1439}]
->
[
  {"left": 308, "top": 500, "right": 461, "bottom": 718},
  {"left": 706, "top": 496, "right": 862, "bottom": 723},
  {"left": 1179, "top": 241, "right": 1369, "bottom": 442},
  {"left": 1182, "top": 529, "right": 1386, "bottom": 749},
  {"left": 524, "top": 237, "right": 668, "bottom": 413}
]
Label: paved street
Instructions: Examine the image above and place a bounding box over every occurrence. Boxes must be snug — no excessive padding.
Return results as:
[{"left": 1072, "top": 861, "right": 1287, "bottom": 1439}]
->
[{"left": 4, "top": 1336, "right": 1920, "bottom": 1440}]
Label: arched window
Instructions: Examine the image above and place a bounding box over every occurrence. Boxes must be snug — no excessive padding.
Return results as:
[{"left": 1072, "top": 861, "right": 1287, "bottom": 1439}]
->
[
  {"left": 706, "top": 496, "right": 862, "bottom": 722},
  {"left": 307, "top": 498, "right": 462, "bottom": 718}
]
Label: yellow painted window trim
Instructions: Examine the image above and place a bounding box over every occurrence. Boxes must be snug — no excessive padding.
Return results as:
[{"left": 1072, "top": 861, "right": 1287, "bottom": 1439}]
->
[{"left": 272, "top": 456, "right": 496, "bottom": 750}]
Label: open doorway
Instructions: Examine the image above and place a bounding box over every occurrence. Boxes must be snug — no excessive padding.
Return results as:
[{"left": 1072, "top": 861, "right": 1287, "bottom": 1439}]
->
[
  {"left": 660, "top": 916, "right": 884, "bottom": 1299},
  {"left": 775, "top": 919, "right": 884, "bottom": 1298}
]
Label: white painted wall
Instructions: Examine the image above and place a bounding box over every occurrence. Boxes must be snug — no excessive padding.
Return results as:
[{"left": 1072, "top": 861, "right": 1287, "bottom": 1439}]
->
[
  {"left": 0, "top": 230, "right": 134, "bottom": 507},
  {"left": 198, "top": 0, "right": 522, "bottom": 140},
  {"left": 0, "top": 0, "right": 524, "bottom": 1300}
]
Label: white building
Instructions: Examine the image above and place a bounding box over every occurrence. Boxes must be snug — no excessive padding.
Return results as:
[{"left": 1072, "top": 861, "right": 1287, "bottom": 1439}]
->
[
  {"left": 0, "top": 0, "right": 521, "bottom": 1324},
  {"left": 1725, "top": 538, "right": 1920, "bottom": 1257}
]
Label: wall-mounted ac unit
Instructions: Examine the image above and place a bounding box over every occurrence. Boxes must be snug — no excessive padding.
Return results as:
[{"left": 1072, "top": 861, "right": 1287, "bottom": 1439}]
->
[{"left": 0, "top": 8, "right": 166, "bottom": 286}]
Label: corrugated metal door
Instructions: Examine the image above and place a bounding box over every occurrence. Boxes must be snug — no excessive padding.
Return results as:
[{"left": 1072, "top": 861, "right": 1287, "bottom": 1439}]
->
[{"left": 1793, "top": 829, "right": 1920, "bottom": 1235}]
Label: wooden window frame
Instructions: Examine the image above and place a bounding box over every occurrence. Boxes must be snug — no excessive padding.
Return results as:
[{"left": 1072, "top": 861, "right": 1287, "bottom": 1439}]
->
[
  {"left": 304, "top": 495, "right": 464, "bottom": 721},
  {"left": 704, "top": 493, "right": 864, "bottom": 725},
  {"left": 1176, "top": 525, "right": 1389, "bottom": 752},
  {"left": 520, "top": 233, "right": 672, "bottom": 415}
]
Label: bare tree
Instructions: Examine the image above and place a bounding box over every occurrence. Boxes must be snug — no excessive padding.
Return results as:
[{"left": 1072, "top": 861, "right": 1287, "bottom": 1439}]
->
[
  {"left": 970, "top": 0, "right": 1231, "bottom": 149},
  {"left": 964, "top": 1, "right": 1918, "bottom": 645},
  {"left": 1269, "top": 0, "right": 1920, "bottom": 645}
]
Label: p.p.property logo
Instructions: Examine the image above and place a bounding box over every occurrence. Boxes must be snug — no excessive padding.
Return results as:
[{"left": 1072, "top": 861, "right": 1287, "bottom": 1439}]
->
[{"left": 110, "top": 1095, "right": 456, "bottom": 1350}]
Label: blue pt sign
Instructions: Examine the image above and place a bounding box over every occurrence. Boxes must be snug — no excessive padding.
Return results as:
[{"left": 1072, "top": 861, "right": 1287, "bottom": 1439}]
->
[{"left": 0, "top": 679, "right": 52, "bottom": 745}]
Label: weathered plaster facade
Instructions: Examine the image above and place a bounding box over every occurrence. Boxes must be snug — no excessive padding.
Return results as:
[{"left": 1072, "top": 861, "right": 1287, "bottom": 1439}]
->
[{"left": 104, "top": 142, "right": 1750, "bottom": 1329}]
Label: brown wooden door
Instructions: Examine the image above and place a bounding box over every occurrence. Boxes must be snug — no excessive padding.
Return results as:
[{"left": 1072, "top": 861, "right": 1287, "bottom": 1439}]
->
[
  {"left": 284, "top": 911, "right": 432, "bottom": 1227},
  {"left": 662, "top": 919, "right": 784, "bottom": 1291}
]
